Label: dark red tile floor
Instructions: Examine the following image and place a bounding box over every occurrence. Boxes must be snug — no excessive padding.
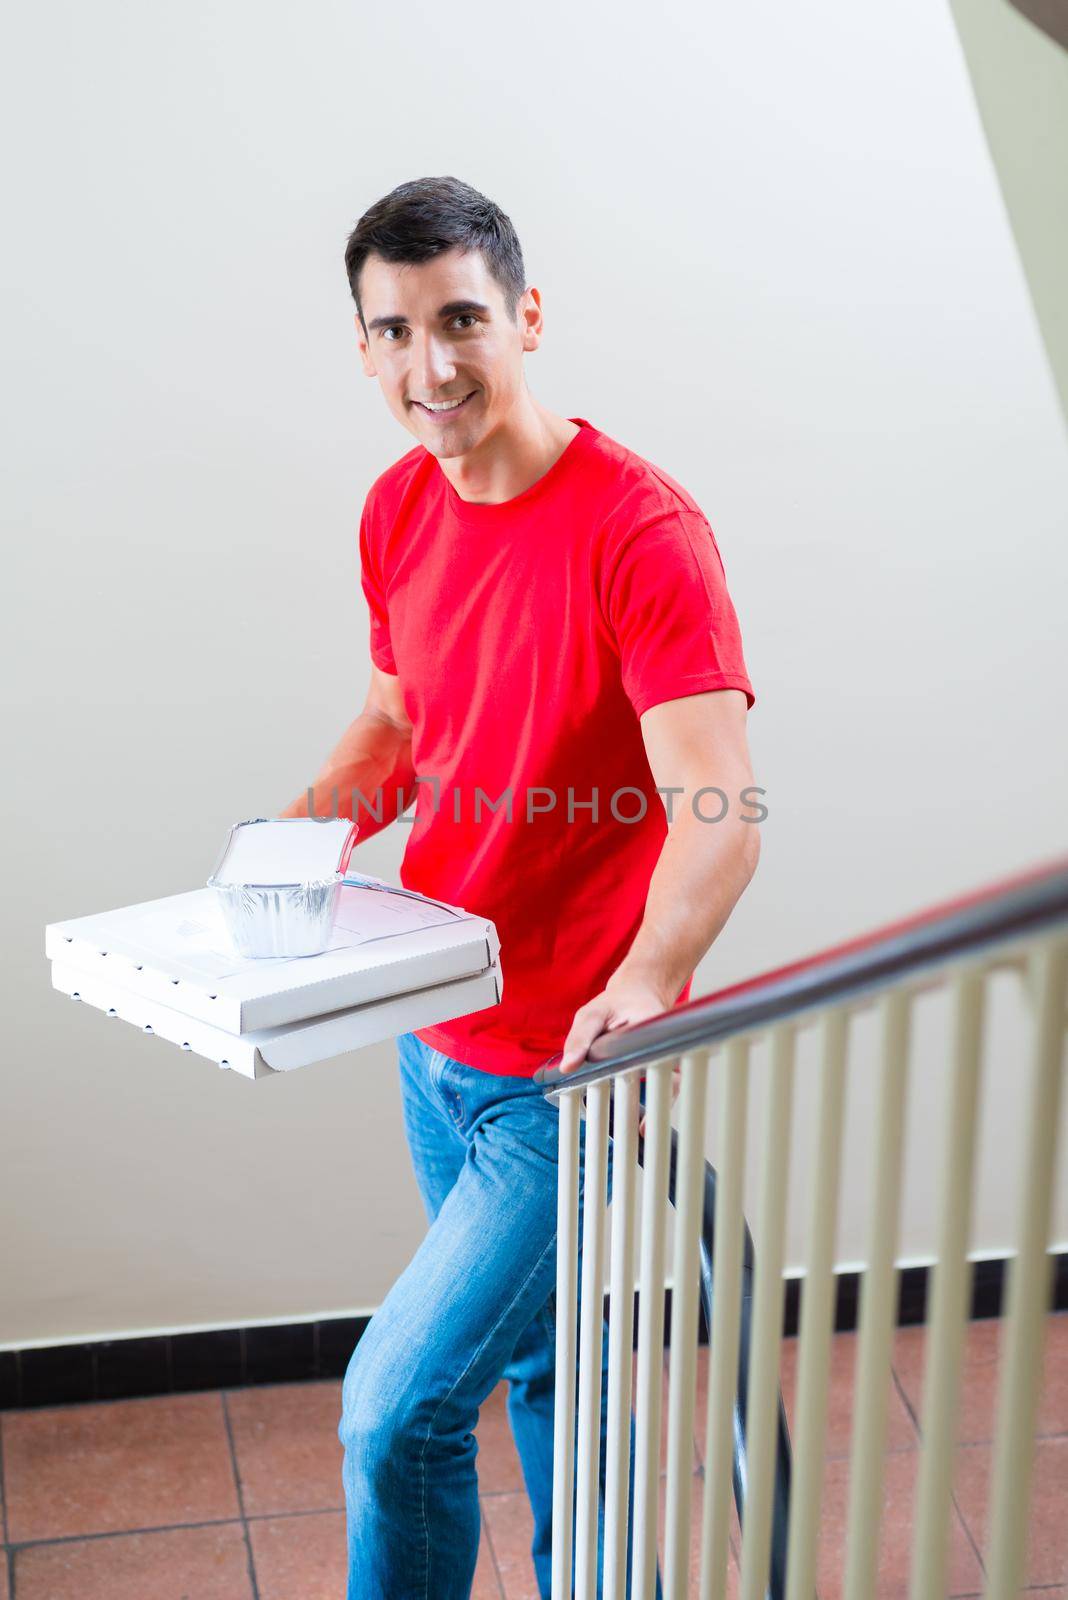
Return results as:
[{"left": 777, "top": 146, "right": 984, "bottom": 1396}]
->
[{"left": 1, "top": 1315, "right": 1064, "bottom": 1597}]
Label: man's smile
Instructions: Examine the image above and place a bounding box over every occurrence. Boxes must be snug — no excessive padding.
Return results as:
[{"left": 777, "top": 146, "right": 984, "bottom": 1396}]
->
[{"left": 411, "top": 391, "right": 478, "bottom": 419}]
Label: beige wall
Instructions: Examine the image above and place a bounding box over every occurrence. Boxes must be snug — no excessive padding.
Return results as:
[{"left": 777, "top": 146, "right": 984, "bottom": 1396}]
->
[
  {"left": 950, "top": 0, "right": 1068, "bottom": 420},
  {"left": 3, "top": 0, "right": 1066, "bottom": 1347}
]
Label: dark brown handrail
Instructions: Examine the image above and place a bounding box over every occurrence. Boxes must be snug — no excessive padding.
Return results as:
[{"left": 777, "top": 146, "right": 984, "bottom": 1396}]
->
[{"left": 534, "top": 855, "right": 1068, "bottom": 1094}]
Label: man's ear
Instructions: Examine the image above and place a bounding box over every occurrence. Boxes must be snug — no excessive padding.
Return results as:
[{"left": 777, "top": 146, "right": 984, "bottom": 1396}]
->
[
  {"left": 519, "top": 286, "right": 543, "bottom": 354},
  {"left": 355, "top": 312, "right": 377, "bottom": 377}
]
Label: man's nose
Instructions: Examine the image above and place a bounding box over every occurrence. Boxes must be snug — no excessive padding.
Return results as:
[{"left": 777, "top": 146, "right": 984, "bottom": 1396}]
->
[{"left": 411, "top": 332, "right": 457, "bottom": 393}]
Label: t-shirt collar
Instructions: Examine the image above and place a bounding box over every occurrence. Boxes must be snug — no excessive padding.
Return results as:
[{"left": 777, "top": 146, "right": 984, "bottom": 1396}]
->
[{"left": 434, "top": 417, "right": 597, "bottom": 525}]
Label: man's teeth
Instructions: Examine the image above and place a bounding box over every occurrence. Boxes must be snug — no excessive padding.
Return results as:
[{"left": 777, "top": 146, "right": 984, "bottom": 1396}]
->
[{"left": 420, "top": 395, "right": 470, "bottom": 411}]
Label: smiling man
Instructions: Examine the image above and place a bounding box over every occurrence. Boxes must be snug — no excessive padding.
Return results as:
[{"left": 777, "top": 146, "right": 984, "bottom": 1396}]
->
[{"left": 280, "top": 175, "right": 759, "bottom": 1600}]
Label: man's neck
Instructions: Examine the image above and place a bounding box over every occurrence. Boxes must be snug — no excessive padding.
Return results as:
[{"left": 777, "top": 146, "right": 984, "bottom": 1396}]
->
[{"left": 436, "top": 399, "right": 581, "bottom": 506}]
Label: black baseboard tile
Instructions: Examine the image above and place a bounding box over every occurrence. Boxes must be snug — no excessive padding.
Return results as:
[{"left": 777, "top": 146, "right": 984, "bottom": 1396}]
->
[
  {"left": 171, "top": 1328, "right": 243, "bottom": 1394},
  {"left": 655, "top": 1249, "right": 1066, "bottom": 1349},
  {"left": 0, "top": 1349, "right": 19, "bottom": 1410},
  {"left": 2, "top": 1252, "right": 1064, "bottom": 1410},
  {"left": 0, "top": 1315, "right": 360, "bottom": 1410},
  {"left": 18, "top": 1342, "right": 95, "bottom": 1409},
  {"left": 316, "top": 1315, "right": 370, "bottom": 1379},
  {"left": 95, "top": 1335, "right": 171, "bottom": 1402},
  {"left": 244, "top": 1321, "right": 317, "bottom": 1386}
]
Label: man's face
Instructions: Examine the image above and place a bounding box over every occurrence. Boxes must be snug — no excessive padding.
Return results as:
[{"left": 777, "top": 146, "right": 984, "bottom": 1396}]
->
[{"left": 354, "top": 247, "right": 541, "bottom": 460}]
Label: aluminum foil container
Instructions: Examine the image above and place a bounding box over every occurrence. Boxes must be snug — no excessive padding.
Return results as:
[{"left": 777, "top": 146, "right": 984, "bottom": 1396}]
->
[{"left": 207, "top": 817, "right": 359, "bottom": 958}]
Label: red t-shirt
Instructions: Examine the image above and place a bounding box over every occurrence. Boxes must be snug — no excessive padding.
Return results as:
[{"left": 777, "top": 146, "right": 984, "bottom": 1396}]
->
[{"left": 358, "top": 417, "right": 755, "bottom": 1077}]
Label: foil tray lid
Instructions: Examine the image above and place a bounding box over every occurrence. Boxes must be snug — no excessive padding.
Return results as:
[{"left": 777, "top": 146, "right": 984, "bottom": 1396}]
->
[{"left": 207, "top": 817, "right": 359, "bottom": 888}]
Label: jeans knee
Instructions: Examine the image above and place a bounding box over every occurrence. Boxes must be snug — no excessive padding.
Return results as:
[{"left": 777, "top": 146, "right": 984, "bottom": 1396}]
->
[
  {"left": 339, "top": 1349, "right": 428, "bottom": 1487},
  {"left": 340, "top": 1355, "right": 486, "bottom": 1507}
]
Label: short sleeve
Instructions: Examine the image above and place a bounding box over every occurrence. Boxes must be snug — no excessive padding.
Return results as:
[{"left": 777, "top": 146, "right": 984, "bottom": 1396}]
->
[
  {"left": 603, "top": 510, "right": 755, "bottom": 718},
  {"left": 358, "top": 497, "right": 397, "bottom": 674}
]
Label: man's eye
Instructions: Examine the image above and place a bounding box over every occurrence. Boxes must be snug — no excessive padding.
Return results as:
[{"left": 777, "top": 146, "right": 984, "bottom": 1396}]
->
[
  {"left": 382, "top": 326, "right": 406, "bottom": 342},
  {"left": 452, "top": 315, "right": 478, "bottom": 329}
]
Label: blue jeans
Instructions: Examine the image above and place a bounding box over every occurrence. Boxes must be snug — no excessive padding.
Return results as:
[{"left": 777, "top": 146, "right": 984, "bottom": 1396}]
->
[{"left": 338, "top": 1031, "right": 663, "bottom": 1599}]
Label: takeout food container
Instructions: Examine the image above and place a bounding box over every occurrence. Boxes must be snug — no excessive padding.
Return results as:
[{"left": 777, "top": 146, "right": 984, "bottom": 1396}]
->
[{"left": 207, "top": 817, "right": 359, "bottom": 958}]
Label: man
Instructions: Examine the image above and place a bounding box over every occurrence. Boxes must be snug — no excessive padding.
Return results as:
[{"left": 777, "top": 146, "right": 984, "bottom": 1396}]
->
[{"left": 281, "top": 175, "right": 759, "bottom": 1600}]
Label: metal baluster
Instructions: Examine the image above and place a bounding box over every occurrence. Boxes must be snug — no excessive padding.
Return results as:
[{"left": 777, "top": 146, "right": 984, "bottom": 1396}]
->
[
  {"left": 740, "top": 1023, "right": 797, "bottom": 1600},
  {"left": 551, "top": 1086, "right": 582, "bottom": 1599},
  {"left": 983, "top": 936, "right": 1068, "bottom": 1598},
  {"left": 909, "top": 964, "right": 986, "bottom": 1600},
  {"left": 632, "top": 1060, "right": 674, "bottom": 1599},
  {"left": 664, "top": 1050, "right": 711, "bottom": 1598},
  {"left": 785, "top": 1006, "right": 850, "bottom": 1600},
  {"left": 700, "top": 1037, "right": 752, "bottom": 1600},
  {"left": 605, "top": 1071, "right": 642, "bottom": 1600},
  {"left": 843, "top": 989, "right": 912, "bottom": 1600},
  {"left": 576, "top": 1079, "right": 612, "bottom": 1600}
]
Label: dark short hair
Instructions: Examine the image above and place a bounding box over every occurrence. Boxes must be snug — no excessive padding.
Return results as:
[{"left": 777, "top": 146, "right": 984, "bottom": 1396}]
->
[{"left": 344, "top": 176, "right": 526, "bottom": 325}]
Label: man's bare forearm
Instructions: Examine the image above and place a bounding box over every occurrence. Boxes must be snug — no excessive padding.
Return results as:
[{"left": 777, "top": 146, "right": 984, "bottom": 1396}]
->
[
  {"left": 557, "top": 690, "right": 758, "bottom": 1076},
  {"left": 612, "top": 802, "right": 760, "bottom": 1004},
  {"left": 279, "top": 709, "right": 416, "bottom": 841}
]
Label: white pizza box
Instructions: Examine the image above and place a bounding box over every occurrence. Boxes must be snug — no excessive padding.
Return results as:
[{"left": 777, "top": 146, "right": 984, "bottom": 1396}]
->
[
  {"left": 50, "top": 957, "right": 502, "bottom": 1080},
  {"left": 44, "top": 882, "right": 501, "bottom": 1034}
]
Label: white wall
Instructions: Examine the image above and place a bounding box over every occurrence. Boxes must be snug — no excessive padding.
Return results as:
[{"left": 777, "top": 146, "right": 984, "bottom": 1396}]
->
[{"left": 2, "top": 0, "right": 1066, "bottom": 1347}]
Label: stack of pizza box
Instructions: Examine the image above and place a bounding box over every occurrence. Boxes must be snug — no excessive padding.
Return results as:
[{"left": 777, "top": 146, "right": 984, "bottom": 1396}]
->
[{"left": 45, "top": 877, "right": 501, "bottom": 1081}]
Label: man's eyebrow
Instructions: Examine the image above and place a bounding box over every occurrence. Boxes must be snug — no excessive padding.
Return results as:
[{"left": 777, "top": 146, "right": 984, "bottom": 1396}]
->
[
  {"left": 437, "top": 299, "right": 491, "bottom": 319},
  {"left": 366, "top": 299, "right": 492, "bottom": 332}
]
